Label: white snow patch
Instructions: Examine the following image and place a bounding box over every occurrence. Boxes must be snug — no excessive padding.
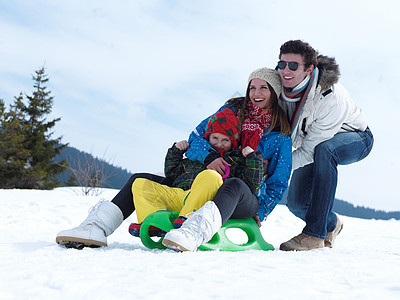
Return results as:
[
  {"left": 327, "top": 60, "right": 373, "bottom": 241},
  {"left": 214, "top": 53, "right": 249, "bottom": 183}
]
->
[{"left": 1, "top": 187, "right": 399, "bottom": 299}]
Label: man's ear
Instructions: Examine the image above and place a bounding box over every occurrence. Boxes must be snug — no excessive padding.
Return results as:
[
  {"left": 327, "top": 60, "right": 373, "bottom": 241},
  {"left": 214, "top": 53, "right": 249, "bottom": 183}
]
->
[{"left": 305, "top": 64, "right": 314, "bottom": 76}]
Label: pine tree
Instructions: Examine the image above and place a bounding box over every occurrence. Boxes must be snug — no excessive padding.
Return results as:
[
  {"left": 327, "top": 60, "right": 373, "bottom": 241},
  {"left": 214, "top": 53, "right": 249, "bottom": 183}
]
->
[
  {"left": 0, "top": 66, "right": 68, "bottom": 189},
  {"left": 0, "top": 98, "right": 30, "bottom": 187},
  {"left": 21, "top": 67, "right": 68, "bottom": 189}
]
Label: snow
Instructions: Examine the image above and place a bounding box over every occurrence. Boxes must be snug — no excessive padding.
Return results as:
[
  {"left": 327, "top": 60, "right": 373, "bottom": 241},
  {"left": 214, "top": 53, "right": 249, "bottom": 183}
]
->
[{"left": 1, "top": 187, "right": 399, "bottom": 299}]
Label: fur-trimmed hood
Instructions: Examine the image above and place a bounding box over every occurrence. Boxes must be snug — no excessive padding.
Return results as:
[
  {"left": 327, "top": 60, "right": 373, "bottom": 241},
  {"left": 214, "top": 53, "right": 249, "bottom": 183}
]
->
[{"left": 317, "top": 55, "right": 340, "bottom": 90}]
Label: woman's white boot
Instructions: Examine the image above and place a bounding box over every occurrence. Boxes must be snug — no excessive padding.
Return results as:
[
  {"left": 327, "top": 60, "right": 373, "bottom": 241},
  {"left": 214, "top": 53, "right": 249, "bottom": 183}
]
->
[
  {"left": 162, "top": 201, "right": 222, "bottom": 251},
  {"left": 56, "top": 201, "right": 123, "bottom": 248}
]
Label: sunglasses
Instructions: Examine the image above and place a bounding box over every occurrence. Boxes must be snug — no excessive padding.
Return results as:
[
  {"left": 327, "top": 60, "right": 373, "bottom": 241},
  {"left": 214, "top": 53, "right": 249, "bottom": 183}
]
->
[{"left": 276, "top": 61, "right": 304, "bottom": 71}]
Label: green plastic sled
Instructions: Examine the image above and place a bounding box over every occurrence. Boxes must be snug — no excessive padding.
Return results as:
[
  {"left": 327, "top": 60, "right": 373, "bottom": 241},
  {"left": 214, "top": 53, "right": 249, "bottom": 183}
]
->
[
  {"left": 139, "top": 210, "right": 179, "bottom": 250},
  {"left": 140, "top": 210, "right": 274, "bottom": 251},
  {"left": 198, "top": 218, "right": 274, "bottom": 251}
]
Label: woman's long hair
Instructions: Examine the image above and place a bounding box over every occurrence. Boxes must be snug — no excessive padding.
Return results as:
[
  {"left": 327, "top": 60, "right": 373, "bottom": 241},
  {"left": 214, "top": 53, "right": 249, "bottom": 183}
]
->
[{"left": 225, "top": 81, "right": 291, "bottom": 136}]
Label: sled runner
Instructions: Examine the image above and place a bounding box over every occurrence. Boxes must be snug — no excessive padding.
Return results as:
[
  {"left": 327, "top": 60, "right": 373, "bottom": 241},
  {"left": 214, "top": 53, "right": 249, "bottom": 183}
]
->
[{"left": 139, "top": 210, "right": 274, "bottom": 251}]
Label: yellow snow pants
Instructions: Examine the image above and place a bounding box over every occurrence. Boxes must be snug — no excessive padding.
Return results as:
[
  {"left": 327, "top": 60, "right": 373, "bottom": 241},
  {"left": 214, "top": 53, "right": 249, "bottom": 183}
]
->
[{"left": 132, "top": 170, "right": 223, "bottom": 223}]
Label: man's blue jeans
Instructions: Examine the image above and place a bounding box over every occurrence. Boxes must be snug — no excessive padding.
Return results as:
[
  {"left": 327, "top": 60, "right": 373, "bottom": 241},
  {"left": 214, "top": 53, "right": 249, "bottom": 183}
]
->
[{"left": 287, "top": 128, "right": 374, "bottom": 239}]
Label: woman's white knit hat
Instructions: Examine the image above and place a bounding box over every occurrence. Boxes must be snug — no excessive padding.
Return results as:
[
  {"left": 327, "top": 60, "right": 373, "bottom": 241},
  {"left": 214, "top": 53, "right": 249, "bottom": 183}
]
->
[{"left": 248, "top": 68, "right": 282, "bottom": 96}]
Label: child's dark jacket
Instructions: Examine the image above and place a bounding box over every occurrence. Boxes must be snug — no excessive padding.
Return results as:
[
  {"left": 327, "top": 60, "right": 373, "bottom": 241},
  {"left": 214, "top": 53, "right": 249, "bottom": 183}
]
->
[{"left": 164, "top": 144, "right": 263, "bottom": 194}]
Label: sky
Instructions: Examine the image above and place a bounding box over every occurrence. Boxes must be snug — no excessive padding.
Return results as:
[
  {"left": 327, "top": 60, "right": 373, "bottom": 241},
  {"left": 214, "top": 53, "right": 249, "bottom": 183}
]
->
[
  {"left": 1, "top": 188, "right": 399, "bottom": 299},
  {"left": 0, "top": 0, "right": 399, "bottom": 211}
]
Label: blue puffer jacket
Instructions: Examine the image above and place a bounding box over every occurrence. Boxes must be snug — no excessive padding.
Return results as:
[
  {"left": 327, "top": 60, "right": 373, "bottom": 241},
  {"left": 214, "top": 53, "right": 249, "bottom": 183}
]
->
[{"left": 186, "top": 103, "right": 292, "bottom": 221}]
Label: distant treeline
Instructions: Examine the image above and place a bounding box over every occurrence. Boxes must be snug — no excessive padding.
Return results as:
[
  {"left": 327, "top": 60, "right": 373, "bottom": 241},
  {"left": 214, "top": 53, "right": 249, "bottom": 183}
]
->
[
  {"left": 56, "top": 146, "right": 132, "bottom": 190},
  {"left": 279, "top": 191, "right": 400, "bottom": 220}
]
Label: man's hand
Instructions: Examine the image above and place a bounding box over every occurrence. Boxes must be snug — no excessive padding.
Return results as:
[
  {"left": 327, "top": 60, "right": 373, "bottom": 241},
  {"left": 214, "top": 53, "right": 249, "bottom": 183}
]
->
[
  {"left": 207, "top": 157, "right": 231, "bottom": 176},
  {"left": 175, "top": 140, "right": 190, "bottom": 151},
  {"left": 242, "top": 146, "right": 254, "bottom": 157}
]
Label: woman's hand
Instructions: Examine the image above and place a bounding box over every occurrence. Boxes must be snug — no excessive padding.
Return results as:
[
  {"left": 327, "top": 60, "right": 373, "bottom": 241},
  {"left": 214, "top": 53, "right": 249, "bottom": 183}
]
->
[
  {"left": 253, "top": 214, "right": 262, "bottom": 228},
  {"left": 175, "top": 140, "right": 190, "bottom": 151},
  {"left": 207, "top": 157, "right": 231, "bottom": 176},
  {"left": 242, "top": 146, "right": 255, "bottom": 157}
]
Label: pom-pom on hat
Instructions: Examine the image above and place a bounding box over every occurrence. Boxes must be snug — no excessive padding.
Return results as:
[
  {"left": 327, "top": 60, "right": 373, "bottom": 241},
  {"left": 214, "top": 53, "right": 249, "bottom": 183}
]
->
[
  {"left": 248, "top": 67, "right": 282, "bottom": 97},
  {"left": 204, "top": 108, "right": 240, "bottom": 150}
]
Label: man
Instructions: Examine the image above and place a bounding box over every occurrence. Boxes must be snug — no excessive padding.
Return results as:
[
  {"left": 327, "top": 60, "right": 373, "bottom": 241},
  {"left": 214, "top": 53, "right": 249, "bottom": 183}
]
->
[{"left": 276, "top": 40, "right": 374, "bottom": 251}]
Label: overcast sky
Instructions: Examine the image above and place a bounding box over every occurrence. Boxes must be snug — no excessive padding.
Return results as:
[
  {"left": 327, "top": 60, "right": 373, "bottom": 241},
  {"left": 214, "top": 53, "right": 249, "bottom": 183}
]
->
[{"left": 1, "top": 0, "right": 399, "bottom": 211}]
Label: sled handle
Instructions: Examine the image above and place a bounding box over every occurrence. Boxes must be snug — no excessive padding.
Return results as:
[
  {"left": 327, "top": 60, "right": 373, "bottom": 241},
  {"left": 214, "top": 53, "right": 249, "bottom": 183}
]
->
[{"left": 140, "top": 211, "right": 178, "bottom": 249}]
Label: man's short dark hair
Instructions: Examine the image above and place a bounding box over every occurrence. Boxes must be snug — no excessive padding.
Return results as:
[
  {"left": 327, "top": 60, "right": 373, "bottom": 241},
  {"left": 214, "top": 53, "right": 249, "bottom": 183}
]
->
[{"left": 279, "top": 40, "right": 318, "bottom": 69}]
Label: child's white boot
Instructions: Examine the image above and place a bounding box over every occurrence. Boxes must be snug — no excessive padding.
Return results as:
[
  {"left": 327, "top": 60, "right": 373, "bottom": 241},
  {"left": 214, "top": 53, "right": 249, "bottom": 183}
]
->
[
  {"left": 162, "top": 201, "right": 222, "bottom": 251},
  {"left": 56, "top": 200, "right": 123, "bottom": 248}
]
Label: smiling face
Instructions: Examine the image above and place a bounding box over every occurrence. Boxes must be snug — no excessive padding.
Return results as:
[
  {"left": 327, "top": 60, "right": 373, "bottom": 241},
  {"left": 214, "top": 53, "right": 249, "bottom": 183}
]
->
[
  {"left": 278, "top": 53, "right": 314, "bottom": 89},
  {"left": 248, "top": 78, "right": 272, "bottom": 109},
  {"left": 209, "top": 132, "right": 232, "bottom": 152}
]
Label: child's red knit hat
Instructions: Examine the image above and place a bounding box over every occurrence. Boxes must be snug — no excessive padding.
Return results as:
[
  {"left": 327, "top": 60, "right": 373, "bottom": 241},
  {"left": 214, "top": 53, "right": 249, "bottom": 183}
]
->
[{"left": 204, "top": 108, "right": 240, "bottom": 150}]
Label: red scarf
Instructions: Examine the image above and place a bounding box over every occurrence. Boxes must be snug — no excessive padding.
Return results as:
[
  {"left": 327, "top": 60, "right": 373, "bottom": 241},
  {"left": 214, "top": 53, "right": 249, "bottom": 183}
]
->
[{"left": 241, "top": 102, "right": 272, "bottom": 150}]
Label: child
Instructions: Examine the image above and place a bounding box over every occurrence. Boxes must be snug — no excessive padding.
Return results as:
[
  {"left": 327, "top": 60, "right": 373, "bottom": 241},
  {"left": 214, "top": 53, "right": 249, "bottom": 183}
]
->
[{"left": 129, "top": 108, "right": 263, "bottom": 236}]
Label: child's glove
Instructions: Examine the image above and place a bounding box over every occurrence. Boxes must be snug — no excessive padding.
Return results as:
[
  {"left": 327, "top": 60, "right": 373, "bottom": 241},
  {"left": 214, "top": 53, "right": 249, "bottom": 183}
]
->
[{"left": 242, "top": 146, "right": 254, "bottom": 157}]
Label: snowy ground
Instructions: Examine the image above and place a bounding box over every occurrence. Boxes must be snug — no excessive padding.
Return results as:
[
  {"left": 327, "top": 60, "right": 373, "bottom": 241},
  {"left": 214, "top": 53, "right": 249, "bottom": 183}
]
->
[{"left": 1, "top": 187, "right": 399, "bottom": 299}]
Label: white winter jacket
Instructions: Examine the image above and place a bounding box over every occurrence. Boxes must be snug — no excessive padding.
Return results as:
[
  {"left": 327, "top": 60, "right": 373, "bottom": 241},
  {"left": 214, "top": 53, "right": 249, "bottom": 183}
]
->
[{"left": 280, "top": 56, "right": 368, "bottom": 170}]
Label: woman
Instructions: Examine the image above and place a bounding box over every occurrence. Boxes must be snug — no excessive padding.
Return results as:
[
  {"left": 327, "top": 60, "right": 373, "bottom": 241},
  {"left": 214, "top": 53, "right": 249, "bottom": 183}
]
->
[{"left": 162, "top": 67, "right": 293, "bottom": 251}]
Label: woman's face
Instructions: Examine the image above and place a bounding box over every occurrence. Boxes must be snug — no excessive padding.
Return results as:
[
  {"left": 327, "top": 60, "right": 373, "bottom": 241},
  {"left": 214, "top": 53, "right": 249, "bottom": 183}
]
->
[{"left": 249, "top": 78, "right": 272, "bottom": 109}]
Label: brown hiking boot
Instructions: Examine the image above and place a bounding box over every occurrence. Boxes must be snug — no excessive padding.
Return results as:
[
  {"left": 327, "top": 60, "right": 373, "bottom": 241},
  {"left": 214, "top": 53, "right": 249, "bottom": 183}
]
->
[
  {"left": 280, "top": 233, "right": 324, "bottom": 251},
  {"left": 325, "top": 215, "right": 343, "bottom": 248}
]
